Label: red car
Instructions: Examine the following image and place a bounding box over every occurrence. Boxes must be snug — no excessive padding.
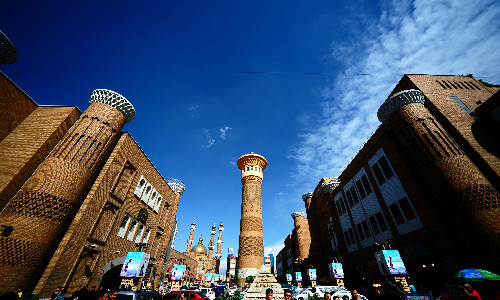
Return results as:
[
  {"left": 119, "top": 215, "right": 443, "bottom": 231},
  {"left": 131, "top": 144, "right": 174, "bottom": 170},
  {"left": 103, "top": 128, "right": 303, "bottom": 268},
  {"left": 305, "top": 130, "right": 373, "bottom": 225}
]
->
[{"left": 164, "top": 291, "right": 208, "bottom": 300}]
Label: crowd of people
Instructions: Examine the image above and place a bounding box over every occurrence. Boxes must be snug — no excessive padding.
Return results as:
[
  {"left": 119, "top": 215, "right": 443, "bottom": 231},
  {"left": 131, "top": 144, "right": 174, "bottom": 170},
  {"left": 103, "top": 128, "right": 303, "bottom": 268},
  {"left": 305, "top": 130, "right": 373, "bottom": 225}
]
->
[{"left": 0, "top": 286, "right": 118, "bottom": 300}]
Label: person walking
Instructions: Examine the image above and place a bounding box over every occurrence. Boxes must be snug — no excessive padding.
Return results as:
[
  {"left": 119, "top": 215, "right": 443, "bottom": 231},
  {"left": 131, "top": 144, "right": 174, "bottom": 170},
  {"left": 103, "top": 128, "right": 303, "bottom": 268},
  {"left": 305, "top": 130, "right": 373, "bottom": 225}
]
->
[
  {"left": 463, "top": 284, "right": 481, "bottom": 300},
  {"left": 284, "top": 289, "right": 292, "bottom": 300},
  {"left": 266, "top": 289, "right": 274, "bottom": 300},
  {"left": 324, "top": 292, "right": 331, "bottom": 300}
]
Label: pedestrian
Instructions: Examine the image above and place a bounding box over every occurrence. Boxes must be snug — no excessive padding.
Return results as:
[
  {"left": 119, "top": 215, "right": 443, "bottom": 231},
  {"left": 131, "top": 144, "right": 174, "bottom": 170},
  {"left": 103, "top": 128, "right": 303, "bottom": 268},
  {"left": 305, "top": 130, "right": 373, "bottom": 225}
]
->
[
  {"left": 463, "top": 284, "right": 481, "bottom": 300},
  {"left": 351, "top": 290, "right": 368, "bottom": 300},
  {"left": 180, "top": 292, "right": 189, "bottom": 300},
  {"left": 284, "top": 289, "right": 292, "bottom": 300},
  {"left": 332, "top": 296, "right": 340, "bottom": 300},
  {"left": 342, "top": 295, "right": 349, "bottom": 300},
  {"left": 324, "top": 292, "right": 331, "bottom": 300},
  {"left": 51, "top": 287, "right": 62, "bottom": 300},
  {"left": 57, "top": 288, "right": 68, "bottom": 300},
  {"left": 266, "top": 289, "right": 273, "bottom": 300}
]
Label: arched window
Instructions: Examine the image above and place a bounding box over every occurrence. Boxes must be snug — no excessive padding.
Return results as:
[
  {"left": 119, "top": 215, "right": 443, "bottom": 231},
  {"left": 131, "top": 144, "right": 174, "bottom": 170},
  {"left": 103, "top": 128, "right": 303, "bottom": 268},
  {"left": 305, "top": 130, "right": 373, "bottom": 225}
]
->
[
  {"left": 134, "top": 176, "right": 148, "bottom": 198},
  {"left": 126, "top": 220, "right": 138, "bottom": 241}
]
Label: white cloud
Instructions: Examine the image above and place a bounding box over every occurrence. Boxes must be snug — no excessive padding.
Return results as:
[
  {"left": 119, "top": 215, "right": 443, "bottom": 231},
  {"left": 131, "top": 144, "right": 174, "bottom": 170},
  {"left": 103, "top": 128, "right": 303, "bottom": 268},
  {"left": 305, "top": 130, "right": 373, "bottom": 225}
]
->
[
  {"left": 265, "top": 240, "right": 285, "bottom": 256},
  {"left": 202, "top": 129, "right": 215, "bottom": 148},
  {"left": 220, "top": 126, "right": 232, "bottom": 139},
  {"left": 188, "top": 104, "right": 200, "bottom": 117},
  {"left": 290, "top": 0, "right": 500, "bottom": 194}
]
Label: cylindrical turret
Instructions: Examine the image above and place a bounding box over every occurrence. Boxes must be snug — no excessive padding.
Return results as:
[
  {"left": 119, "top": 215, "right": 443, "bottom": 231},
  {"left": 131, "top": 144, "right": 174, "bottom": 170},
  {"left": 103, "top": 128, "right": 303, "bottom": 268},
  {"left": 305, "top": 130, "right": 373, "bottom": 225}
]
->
[
  {"left": 236, "top": 152, "right": 267, "bottom": 286},
  {"left": 208, "top": 224, "right": 216, "bottom": 258},
  {"left": 302, "top": 192, "right": 313, "bottom": 212},
  {"left": 378, "top": 89, "right": 500, "bottom": 268},
  {"left": 0, "top": 89, "right": 135, "bottom": 292},
  {"left": 216, "top": 222, "right": 224, "bottom": 259},
  {"left": 291, "top": 212, "right": 311, "bottom": 261},
  {"left": 186, "top": 220, "right": 196, "bottom": 254}
]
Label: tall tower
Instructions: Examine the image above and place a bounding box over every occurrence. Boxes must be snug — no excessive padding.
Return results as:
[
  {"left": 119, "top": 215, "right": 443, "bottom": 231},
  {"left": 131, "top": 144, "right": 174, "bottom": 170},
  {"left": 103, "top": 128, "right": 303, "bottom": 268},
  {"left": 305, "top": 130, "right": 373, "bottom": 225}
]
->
[
  {"left": 236, "top": 152, "right": 267, "bottom": 286},
  {"left": 378, "top": 89, "right": 500, "bottom": 268},
  {"left": 208, "top": 223, "right": 216, "bottom": 258},
  {"left": 215, "top": 222, "right": 224, "bottom": 273},
  {"left": 291, "top": 212, "right": 311, "bottom": 261},
  {"left": 186, "top": 220, "right": 196, "bottom": 254},
  {"left": 0, "top": 89, "right": 135, "bottom": 291}
]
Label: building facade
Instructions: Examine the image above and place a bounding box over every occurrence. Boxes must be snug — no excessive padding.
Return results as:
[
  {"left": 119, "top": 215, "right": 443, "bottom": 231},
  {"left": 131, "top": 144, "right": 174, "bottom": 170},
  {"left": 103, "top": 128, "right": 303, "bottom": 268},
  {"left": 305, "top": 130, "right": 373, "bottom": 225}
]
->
[
  {"left": 280, "top": 74, "right": 500, "bottom": 293},
  {"left": 0, "top": 72, "right": 184, "bottom": 296}
]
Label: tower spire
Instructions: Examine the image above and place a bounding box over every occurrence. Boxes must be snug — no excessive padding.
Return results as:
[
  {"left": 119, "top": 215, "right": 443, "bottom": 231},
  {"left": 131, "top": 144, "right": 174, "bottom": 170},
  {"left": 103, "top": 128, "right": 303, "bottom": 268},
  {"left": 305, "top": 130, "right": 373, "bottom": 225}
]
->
[
  {"left": 236, "top": 152, "right": 267, "bottom": 286},
  {"left": 215, "top": 222, "right": 224, "bottom": 273},
  {"left": 208, "top": 223, "right": 216, "bottom": 258},
  {"left": 186, "top": 219, "right": 196, "bottom": 253}
]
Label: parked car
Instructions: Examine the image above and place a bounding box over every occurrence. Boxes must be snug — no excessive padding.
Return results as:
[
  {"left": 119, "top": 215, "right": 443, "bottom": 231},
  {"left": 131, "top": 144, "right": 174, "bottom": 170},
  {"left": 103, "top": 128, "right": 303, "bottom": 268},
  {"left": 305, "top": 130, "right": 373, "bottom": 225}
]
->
[
  {"left": 211, "top": 286, "right": 225, "bottom": 297},
  {"left": 117, "top": 290, "right": 163, "bottom": 300},
  {"left": 200, "top": 288, "right": 215, "bottom": 300},
  {"left": 227, "top": 286, "right": 238, "bottom": 296},
  {"left": 292, "top": 287, "right": 314, "bottom": 300},
  {"left": 164, "top": 291, "right": 208, "bottom": 300},
  {"left": 320, "top": 286, "right": 351, "bottom": 299}
]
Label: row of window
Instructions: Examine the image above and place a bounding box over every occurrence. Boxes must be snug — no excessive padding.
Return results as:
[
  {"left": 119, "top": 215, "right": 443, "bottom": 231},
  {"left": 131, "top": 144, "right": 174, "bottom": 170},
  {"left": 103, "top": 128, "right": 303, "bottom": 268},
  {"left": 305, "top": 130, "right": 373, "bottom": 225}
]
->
[
  {"left": 344, "top": 211, "right": 389, "bottom": 245},
  {"left": 134, "top": 176, "right": 163, "bottom": 213},
  {"left": 436, "top": 80, "right": 481, "bottom": 90},
  {"left": 389, "top": 197, "right": 416, "bottom": 225},
  {"left": 117, "top": 214, "right": 151, "bottom": 243},
  {"left": 334, "top": 156, "right": 393, "bottom": 216},
  {"left": 244, "top": 165, "right": 262, "bottom": 172}
]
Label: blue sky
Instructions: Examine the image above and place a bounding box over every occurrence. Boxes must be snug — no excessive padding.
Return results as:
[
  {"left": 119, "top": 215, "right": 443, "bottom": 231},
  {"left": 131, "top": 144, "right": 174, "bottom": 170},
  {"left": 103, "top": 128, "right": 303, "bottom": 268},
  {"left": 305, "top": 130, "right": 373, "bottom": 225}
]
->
[{"left": 1, "top": 0, "right": 499, "bottom": 275}]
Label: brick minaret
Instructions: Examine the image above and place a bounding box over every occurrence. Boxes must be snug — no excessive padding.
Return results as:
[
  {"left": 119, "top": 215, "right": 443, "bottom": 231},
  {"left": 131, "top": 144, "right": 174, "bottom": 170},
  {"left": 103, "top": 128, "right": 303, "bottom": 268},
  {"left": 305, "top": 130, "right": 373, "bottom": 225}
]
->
[
  {"left": 215, "top": 222, "right": 224, "bottom": 273},
  {"left": 186, "top": 220, "right": 196, "bottom": 254},
  {"left": 291, "top": 212, "right": 311, "bottom": 261},
  {"left": 378, "top": 89, "right": 500, "bottom": 269},
  {"left": 236, "top": 152, "right": 267, "bottom": 286},
  {"left": 208, "top": 223, "right": 216, "bottom": 258},
  {"left": 302, "top": 193, "right": 313, "bottom": 212},
  {"left": 0, "top": 89, "right": 135, "bottom": 292}
]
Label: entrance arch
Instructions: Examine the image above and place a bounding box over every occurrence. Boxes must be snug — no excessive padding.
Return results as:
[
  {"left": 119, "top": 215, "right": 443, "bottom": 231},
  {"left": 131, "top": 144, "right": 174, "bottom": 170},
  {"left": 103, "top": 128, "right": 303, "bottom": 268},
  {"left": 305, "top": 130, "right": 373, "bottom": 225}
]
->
[{"left": 101, "top": 256, "right": 126, "bottom": 290}]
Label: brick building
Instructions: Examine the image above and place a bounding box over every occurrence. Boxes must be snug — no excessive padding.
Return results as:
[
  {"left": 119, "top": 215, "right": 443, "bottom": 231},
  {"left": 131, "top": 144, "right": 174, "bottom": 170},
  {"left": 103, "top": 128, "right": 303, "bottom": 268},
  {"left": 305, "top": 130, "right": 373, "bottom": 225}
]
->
[
  {"left": 164, "top": 249, "right": 198, "bottom": 286},
  {"left": 280, "top": 74, "right": 500, "bottom": 292},
  {"left": 0, "top": 72, "right": 184, "bottom": 296}
]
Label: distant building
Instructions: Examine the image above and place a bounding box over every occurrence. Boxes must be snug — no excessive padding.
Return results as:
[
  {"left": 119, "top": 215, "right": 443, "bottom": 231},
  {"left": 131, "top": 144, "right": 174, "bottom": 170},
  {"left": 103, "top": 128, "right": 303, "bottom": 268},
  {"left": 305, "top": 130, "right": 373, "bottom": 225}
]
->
[
  {"left": 0, "top": 72, "right": 184, "bottom": 296},
  {"left": 280, "top": 74, "right": 500, "bottom": 291}
]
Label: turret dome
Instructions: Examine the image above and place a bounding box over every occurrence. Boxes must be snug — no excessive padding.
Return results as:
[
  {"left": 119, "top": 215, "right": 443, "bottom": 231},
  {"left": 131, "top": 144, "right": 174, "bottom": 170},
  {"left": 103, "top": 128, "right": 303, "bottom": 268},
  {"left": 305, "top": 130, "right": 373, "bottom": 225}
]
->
[{"left": 191, "top": 237, "right": 207, "bottom": 255}]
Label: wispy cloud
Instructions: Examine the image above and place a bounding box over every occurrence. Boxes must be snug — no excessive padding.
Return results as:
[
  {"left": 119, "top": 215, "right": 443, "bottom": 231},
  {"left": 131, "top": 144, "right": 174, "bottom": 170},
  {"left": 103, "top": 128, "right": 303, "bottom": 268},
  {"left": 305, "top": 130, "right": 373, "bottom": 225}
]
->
[
  {"left": 202, "top": 129, "right": 215, "bottom": 148},
  {"left": 290, "top": 0, "right": 500, "bottom": 196},
  {"left": 265, "top": 240, "right": 285, "bottom": 256},
  {"left": 188, "top": 104, "right": 200, "bottom": 117},
  {"left": 220, "top": 126, "right": 232, "bottom": 139}
]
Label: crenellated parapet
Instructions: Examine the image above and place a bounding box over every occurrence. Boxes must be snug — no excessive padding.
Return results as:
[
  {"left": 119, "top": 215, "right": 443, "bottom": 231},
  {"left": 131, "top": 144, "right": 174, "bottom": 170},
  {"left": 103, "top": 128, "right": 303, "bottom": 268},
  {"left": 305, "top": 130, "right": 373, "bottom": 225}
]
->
[
  {"left": 377, "top": 89, "right": 424, "bottom": 124},
  {"left": 237, "top": 152, "right": 267, "bottom": 184}
]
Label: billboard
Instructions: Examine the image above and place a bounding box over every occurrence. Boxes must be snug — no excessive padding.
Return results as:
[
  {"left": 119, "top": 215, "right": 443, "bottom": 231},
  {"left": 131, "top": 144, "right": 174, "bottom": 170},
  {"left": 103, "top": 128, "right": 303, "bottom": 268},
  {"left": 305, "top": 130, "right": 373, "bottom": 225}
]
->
[
  {"left": 171, "top": 264, "right": 185, "bottom": 281},
  {"left": 229, "top": 256, "right": 237, "bottom": 276},
  {"left": 375, "top": 250, "right": 408, "bottom": 275},
  {"left": 206, "top": 273, "right": 213, "bottom": 282},
  {"left": 308, "top": 269, "right": 317, "bottom": 281},
  {"left": 286, "top": 274, "right": 292, "bottom": 282},
  {"left": 120, "top": 252, "right": 150, "bottom": 277},
  {"left": 295, "top": 272, "right": 302, "bottom": 282},
  {"left": 329, "top": 263, "right": 345, "bottom": 279},
  {"left": 265, "top": 256, "right": 271, "bottom": 264},
  {"left": 214, "top": 274, "right": 219, "bottom": 282}
]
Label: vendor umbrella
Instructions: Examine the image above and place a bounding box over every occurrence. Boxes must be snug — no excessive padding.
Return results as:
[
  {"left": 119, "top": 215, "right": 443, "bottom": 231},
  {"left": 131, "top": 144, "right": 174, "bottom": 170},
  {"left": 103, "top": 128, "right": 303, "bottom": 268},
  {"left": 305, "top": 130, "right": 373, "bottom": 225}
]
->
[{"left": 454, "top": 268, "right": 500, "bottom": 281}]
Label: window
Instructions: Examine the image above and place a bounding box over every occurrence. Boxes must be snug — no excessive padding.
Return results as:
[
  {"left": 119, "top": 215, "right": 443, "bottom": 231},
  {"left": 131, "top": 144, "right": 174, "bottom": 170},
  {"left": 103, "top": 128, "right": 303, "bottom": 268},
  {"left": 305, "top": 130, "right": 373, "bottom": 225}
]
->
[
  {"left": 376, "top": 212, "right": 388, "bottom": 232},
  {"left": 361, "top": 175, "right": 372, "bottom": 195},
  {"left": 389, "top": 203, "right": 405, "bottom": 225},
  {"left": 127, "top": 220, "right": 138, "bottom": 241},
  {"left": 336, "top": 201, "right": 342, "bottom": 215},
  {"left": 398, "top": 197, "right": 416, "bottom": 221},
  {"left": 251, "top": 166, "right": 253, "bottom": 171},
  {"left": 369, "top": 215, "right": 380, "bottom": 234},
  {"left": 339, "top": 197, "right": 346, "bottom": 213},
  {"left": 135, "top": 224, "right": 145, "bottom": 243},
  {"left": 451, "top": 96, "right": 477, "bottom": 120},
  {"left": 372, "top": 163, "right": 386, "bottom": 185},
  {"left": 356, "top": 180, "right": 366, "bottom": 199},
  {"left": 117, "top": 214, "right": 131, "bottom": 238},
  {"left": 345, "top": 190, "right": 354, "bottom": 207},
  {"left": 344, "top": 231, "right": 350, "bottom": 245},
  {"left": 348, "top": 228, "right": 355, "bottom": 244},
  {"left": 378, "top": 156, "right": 394, "bottom": 179},
  {"left": 350, "top": 186, "right": 359, "bottom": 204},
  {"left": 142, "top": 227, "right": 151, "bottom": 243},
  {"left": 362, "top": 220, "right": 371, "bottom": 238},
  {"left": 153, "top": 196, "right": 162, "bottom": 212},
  {"left": 134, "top": 177, "right": 147, "bottom": 198},
  {"left": 356, "top": 223, "right": 365, "bottom": 240}
]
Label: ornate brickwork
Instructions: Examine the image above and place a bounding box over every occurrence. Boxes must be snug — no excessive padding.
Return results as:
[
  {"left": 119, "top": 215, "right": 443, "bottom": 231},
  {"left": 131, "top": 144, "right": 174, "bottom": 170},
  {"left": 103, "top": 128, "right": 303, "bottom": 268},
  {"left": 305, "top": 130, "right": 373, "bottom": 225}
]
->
[
  {"left": 0, "top": 238, "right": 49, "bottom": 267},
  {"left": 3, "top": 191, "right": 74, "bottom": 223},
  {"left": 238, "top": 236, "right": 264, "bottom": 256}
]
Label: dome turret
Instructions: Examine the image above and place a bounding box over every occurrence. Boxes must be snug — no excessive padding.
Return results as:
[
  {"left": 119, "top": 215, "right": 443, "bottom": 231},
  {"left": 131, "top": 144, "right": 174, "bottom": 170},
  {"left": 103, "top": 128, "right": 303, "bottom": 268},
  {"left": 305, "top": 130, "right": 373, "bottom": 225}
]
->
[{"left": 191, "top": 237, "right": 207, "bottom": 255}]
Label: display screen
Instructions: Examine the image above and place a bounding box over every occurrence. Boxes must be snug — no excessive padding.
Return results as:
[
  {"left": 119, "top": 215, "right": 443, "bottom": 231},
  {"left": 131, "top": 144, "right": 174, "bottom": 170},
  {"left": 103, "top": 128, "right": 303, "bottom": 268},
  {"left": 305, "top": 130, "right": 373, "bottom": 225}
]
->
[
  {"left": 171, "top": 264, "right": 185, "bottom": 281},
  {"left": 120, "top": 252, "right": 150, "bottom": 277},
  {"left": 295, "top": 272, "right": 302, "bottom": 282},
  {"left": 286, "top": 274, "right": 292, "bottom": 281},
  {"left": 308, "top": 269, "right": 317, "bottom": 280},
  {"left": 375, "top": 250, "right": 408, "bottom": 275},
  {"left": 329, "top": 263, "right": 345, "bottom": 279}
]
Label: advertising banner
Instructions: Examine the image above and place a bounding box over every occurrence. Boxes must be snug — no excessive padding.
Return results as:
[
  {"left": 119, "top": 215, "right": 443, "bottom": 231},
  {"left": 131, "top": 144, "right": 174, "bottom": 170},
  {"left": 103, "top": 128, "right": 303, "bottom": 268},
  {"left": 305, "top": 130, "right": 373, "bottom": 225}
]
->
[
  {"left": 329, "top": 263, "right": 345, "bottom": 279},
  {"left": 120, "top": 252, "right": 150, "bottom": 277},
  {"left": 214, "top": 274, "right": 219, "bottom": 282},
  {"left": 198, "top": 274, "right": 204, "bottom": 281},
  {"left": 206, "top": 273, "right": 213, "bottom": 282},
  {"left": 171, "top": 264, "right": 185, "bottom": 281},
  {"left": 375, "top": 250, "right": 408, "bottom": 275},
  {"left": 286, "top": 274, "right": 292, "bottom": 282},
  {"left": 308, "top": 269, "right": 317, "bottom": 281},
  {"left": 265, "top": 256, "right": 271, "bottom": 264},
  {"left": 295, "top": 272, "right": 302, "bottom": 282}
]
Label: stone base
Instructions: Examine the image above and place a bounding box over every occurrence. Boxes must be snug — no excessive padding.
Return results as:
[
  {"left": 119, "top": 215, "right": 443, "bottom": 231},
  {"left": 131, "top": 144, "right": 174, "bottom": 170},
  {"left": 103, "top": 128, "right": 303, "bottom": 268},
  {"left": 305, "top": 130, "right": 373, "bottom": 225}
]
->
[
  {"left": 243, "top": 270, "right": 284, "bottom": 300},
  {"left": 237, "top": 268, "right": 259, "bottom": 286}
]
